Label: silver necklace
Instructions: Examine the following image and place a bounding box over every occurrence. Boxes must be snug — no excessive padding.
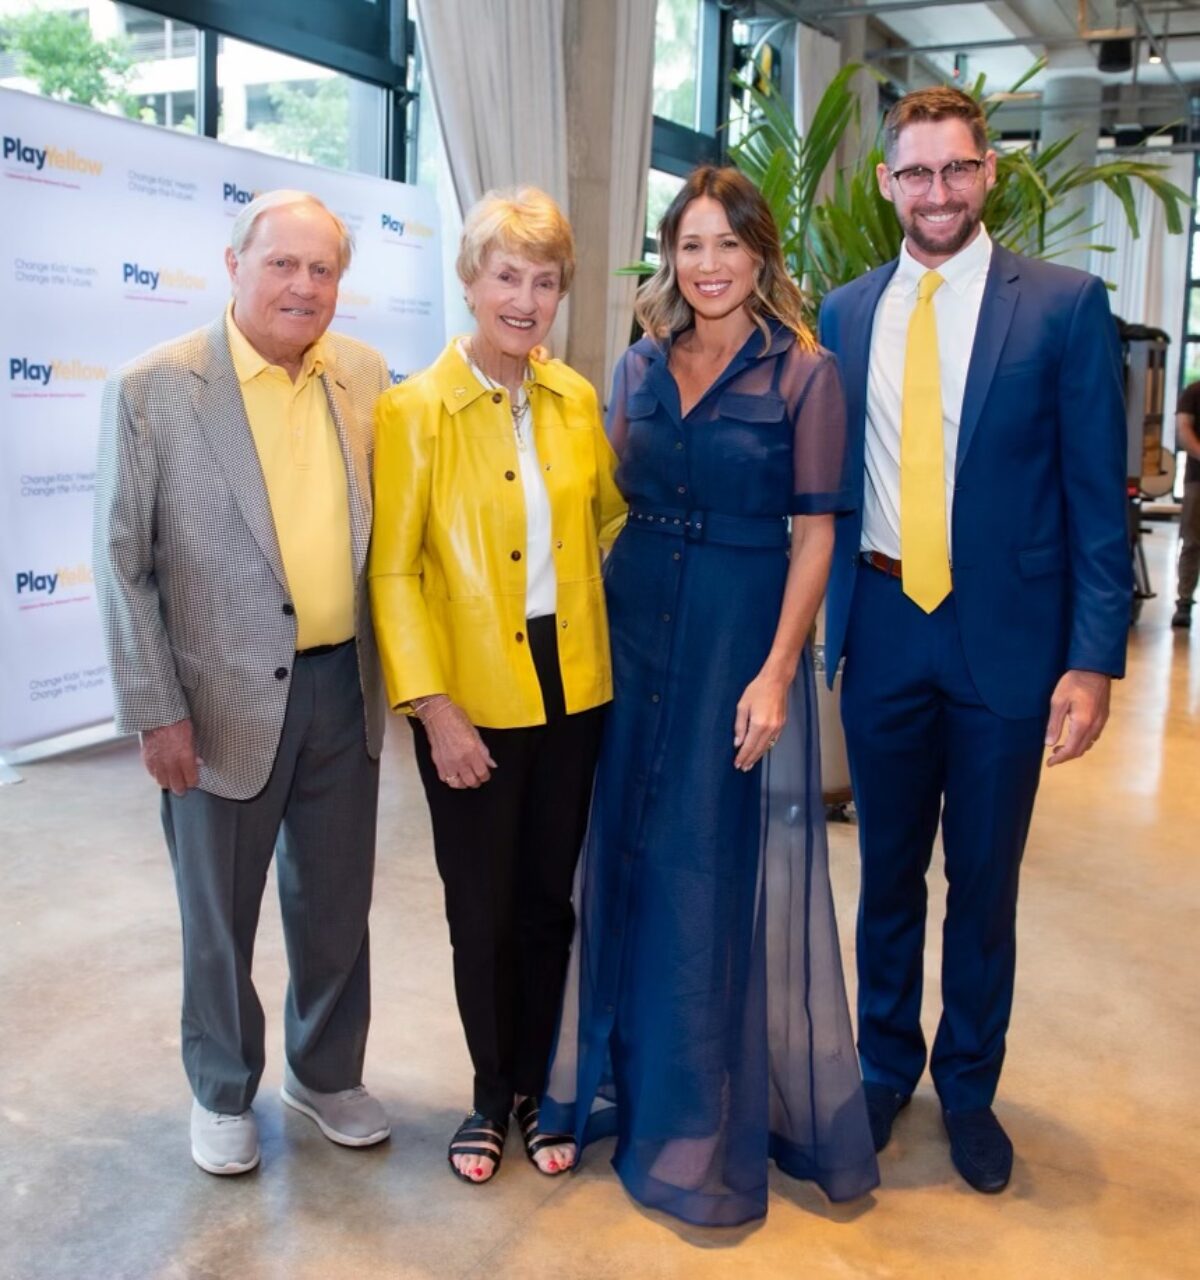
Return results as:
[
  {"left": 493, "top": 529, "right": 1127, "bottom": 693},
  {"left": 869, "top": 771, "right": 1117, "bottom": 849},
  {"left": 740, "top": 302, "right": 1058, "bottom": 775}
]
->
[{"left": 467, "top": 338, "right": 531, "bottom": 449}]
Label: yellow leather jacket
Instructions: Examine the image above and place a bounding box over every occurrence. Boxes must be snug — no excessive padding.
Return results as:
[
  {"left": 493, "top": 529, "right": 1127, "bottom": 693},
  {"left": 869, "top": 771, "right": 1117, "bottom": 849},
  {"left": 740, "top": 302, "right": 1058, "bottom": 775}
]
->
[{"left": 369, "top": 340, "right": 626, "bottom": 728}]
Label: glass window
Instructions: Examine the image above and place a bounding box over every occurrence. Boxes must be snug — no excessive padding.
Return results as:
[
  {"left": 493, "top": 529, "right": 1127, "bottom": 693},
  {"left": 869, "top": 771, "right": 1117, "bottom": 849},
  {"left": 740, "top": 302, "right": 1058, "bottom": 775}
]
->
[
  {"left": 1188, "top": 288, "right": 1200, "bottom": 339},
  {"left": 654, "top": 0, "right": 701, "bottom": 131},
  {"left": 217, "top": 35, "right": 386, "bottom": 177},
  {"left": 117, "top": 6, "right": 195, "bottom": 62},
  {"left": 0, "top": 0, "right": 198, "bottom": 132},
  {"left": 1183, "top": 341, "right": 1200, "bottom": 389},
  {"left": 645, "top": 168, "right": 685, "bottom": 252}
]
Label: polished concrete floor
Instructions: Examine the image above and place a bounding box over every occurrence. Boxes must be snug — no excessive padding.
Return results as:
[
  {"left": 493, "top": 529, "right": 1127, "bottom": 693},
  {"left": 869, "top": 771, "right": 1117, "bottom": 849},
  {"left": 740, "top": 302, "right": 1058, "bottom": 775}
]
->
[{"left": 2, "top": 524, "right": 1198, "bottom": 1280}]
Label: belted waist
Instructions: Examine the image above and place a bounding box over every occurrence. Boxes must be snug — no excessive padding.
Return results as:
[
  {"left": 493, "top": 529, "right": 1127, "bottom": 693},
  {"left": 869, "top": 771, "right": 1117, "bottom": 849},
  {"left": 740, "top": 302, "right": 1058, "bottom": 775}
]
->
[{"left": 627, "top": 507, "right": 789, "bottom": 549}]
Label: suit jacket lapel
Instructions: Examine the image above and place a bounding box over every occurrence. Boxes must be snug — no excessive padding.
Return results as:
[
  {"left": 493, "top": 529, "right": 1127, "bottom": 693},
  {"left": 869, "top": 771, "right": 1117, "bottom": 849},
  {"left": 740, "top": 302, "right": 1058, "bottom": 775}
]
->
[
  {"left": 191, "top": 318, "right": 288, "bottom": 591},
  {"left": 843, "top": 261, "right": 898, "bottom": 456},
  {"left": 957, "top": 243, "right": 1020, "bottom": 477},
  {"left": 322, "top": 364, "right": 371, "bottom": 578}
]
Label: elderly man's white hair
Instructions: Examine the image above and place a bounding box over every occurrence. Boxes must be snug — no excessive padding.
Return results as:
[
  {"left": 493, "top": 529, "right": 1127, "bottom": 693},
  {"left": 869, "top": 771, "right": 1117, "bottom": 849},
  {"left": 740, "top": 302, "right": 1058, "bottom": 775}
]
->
[{"left": 229, "top": 189, "right": 354, "bottom": 274}]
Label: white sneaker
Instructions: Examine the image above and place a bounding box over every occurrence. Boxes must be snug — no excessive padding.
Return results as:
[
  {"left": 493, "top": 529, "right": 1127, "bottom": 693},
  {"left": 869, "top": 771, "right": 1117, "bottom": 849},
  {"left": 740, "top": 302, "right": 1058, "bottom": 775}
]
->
[
  {"left": 280, "top": 1066, "right": 391, "bottom": 1147},
  {"left": 190, "top": 1099, "right": 260, "bottom": 1175}
]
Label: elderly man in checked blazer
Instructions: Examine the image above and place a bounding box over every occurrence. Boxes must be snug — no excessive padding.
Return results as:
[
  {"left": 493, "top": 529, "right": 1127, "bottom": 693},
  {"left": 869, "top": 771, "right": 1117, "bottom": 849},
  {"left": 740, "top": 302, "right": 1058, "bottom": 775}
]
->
[{"left": 94, "top": 190, "right": 391, "bottom": 1175}]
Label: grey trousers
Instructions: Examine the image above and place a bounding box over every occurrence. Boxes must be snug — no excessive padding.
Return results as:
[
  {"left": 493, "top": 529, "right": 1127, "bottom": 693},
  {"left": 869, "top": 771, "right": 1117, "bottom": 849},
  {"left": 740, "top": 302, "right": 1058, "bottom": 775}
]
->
[
  {"left": 1178, "top": 481, "right": 1200, "bottom": 605},
  {"left": 161, "top": 641, "right": 379, "bottom": 1114}
]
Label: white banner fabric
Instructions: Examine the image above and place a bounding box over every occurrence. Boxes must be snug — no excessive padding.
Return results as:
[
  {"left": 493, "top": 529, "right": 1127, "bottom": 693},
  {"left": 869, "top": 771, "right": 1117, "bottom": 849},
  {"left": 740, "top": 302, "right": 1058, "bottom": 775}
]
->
[{"left": 0, "top": 88, "right": 444, "bottom": 750}]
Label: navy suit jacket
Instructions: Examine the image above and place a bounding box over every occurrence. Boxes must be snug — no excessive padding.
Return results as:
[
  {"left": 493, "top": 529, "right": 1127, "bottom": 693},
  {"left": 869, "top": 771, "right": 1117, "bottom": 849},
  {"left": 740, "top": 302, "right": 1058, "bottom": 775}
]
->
[{"left": 819, "top": 240, "right": 1132, "bottom": 720}]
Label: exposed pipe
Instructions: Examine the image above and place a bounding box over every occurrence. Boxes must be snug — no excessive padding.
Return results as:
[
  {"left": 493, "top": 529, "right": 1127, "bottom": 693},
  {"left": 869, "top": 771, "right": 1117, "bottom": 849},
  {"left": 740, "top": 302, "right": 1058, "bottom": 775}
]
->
[{"left": 1127, "top": 0, "right": 1189, "bottom": 101}]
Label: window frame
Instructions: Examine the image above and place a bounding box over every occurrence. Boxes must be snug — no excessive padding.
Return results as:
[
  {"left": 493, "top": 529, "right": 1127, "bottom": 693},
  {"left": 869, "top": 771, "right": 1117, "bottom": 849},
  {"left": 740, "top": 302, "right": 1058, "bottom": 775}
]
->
[
  {"left": 646, "top": 0, "right": 731, "bottom": 256},
  {"left": 1180, "top": 151, "right": 1200, "bottom": 396},
  {"left": 73, "top": 0, "right": 417, "bottom": 181}
]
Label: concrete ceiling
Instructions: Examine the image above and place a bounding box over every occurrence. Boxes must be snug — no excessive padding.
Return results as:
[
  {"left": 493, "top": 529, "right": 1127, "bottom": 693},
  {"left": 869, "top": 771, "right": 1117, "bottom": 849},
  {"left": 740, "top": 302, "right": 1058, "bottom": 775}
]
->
[{"left": 792, "top": 1, "right": 1200, "bottom": 98}]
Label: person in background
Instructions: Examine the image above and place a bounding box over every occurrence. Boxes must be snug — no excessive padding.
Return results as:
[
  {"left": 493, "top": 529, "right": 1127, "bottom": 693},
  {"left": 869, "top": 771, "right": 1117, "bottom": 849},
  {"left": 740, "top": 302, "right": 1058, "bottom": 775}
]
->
[
  {"left": 369, "top": 187, "right": 625, "bottom": 1185},
  {"left": 93, "top": 190, "right": 391, "bottom": 1176},
  {"left": 1171, "top": 380, "right": 1200, "bottom": 628},
  {"left": 543, "top": 165, "right": 879, "bottom": 1227},
  {"left": 820, "top": 86, "right": 1131, "bottom": 1193}
]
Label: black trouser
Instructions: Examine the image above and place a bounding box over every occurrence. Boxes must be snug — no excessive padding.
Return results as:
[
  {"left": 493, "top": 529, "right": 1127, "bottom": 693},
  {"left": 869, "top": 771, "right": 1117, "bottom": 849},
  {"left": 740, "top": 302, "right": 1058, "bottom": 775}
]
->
[{"left": 411, "top": 615, "right": 604, "bottom": 1121}]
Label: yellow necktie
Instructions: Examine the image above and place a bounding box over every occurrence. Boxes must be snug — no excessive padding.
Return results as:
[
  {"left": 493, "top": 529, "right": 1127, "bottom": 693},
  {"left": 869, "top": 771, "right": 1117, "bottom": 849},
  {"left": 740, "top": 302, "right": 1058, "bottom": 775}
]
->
[{"left": 900, "top": 270, "right": 951, "bottom": 613}]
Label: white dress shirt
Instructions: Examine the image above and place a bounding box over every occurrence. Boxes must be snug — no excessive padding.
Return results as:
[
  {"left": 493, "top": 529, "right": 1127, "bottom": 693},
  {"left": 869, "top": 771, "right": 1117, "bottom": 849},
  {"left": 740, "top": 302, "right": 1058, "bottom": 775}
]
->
[
  {"left": 459, "top": 340, "right": 557, "bottom": 619},
  {"left": 862, "top": 226, "right": 993, "bottom": 560}
]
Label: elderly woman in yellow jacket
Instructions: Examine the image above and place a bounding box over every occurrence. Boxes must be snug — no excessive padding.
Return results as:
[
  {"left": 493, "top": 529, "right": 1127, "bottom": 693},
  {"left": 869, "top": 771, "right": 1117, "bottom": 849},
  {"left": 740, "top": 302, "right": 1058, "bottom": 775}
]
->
[{"left": 370, "top": 187, "right": 624, "bottom": 1186}]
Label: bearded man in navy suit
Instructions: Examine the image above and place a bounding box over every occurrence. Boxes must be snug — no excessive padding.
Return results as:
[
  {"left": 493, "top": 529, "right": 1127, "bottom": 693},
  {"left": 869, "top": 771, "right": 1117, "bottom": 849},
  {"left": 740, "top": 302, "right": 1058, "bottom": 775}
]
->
[{"left": 819, "top": 86, "right": 1131, "bottom": 1193}]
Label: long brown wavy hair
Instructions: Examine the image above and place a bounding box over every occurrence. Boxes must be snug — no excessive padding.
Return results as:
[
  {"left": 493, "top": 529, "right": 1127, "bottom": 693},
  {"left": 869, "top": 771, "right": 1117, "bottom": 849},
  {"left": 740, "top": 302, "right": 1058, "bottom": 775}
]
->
[{"left": 635, "top": 165, "right": 816, "bottom": 353}]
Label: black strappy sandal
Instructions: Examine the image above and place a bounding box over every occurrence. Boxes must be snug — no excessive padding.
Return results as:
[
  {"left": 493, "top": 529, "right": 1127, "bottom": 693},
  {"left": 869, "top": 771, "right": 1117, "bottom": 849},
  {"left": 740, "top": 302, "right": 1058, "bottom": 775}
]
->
[
  {"left": 513, "top": 1096, "right": 575, "bottom": 1177},
  {"left": 447, "top": 1110, "right": 507, "bottom": 1185}
]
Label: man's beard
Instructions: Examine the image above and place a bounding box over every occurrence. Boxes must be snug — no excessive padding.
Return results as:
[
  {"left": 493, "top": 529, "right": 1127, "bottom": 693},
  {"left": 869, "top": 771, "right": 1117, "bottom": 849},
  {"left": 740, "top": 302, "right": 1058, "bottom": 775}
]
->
[{"left": 900, "top": 200, "right": 982, "bottom": 258}]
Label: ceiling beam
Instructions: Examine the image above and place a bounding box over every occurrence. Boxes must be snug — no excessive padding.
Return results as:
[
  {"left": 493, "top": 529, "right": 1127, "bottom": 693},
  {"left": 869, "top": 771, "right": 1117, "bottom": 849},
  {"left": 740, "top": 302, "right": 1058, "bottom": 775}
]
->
[
  {"left": 793, "top": 0, "right": 994, "bottom": 19},
  {"left": 866, "top": 31, "right": 1200, "bottom": 58}
]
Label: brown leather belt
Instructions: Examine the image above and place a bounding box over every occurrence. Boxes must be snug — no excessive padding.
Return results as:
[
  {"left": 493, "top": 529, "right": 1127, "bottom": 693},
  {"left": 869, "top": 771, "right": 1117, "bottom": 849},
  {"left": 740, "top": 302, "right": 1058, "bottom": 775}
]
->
[{"left": 861, "top": 550, "right": 903, "bottom": 579}]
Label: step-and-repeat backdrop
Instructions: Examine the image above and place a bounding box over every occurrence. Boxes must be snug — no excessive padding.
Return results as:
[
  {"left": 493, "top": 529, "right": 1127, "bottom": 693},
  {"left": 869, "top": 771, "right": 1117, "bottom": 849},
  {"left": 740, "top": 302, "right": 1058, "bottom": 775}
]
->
[{"left": 0, "top": 88, "right": 444, "bottom": 751}]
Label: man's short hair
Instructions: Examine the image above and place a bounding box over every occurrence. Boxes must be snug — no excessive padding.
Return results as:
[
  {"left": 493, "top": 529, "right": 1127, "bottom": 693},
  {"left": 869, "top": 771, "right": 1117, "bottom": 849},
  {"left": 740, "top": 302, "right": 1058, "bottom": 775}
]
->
[
  {"left": 882, "top": 86, "right": 990, "bottom": 165},
  {"left": 229, "top": 190, "right": 354, "bottom": 274}
]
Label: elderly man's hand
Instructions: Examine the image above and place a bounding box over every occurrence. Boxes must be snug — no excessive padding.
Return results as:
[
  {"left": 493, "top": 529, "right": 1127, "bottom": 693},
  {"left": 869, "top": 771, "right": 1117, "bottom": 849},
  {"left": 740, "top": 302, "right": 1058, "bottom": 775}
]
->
[
  {"left": 419, "top": 696, "right": 497, "bottom": 788},
  {"left": 1044, "top": 669, "right": 1112, "bottom": 767},
  {"left": 141, "top": 718, "right": 201, "bottom": 794}
]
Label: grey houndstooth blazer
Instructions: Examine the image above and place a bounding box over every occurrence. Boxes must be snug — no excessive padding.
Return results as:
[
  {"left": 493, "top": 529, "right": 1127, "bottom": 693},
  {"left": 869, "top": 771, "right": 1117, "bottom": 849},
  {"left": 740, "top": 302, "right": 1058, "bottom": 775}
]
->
[{"left": 93, "top": 315, "right": 389, "bottom": 800}]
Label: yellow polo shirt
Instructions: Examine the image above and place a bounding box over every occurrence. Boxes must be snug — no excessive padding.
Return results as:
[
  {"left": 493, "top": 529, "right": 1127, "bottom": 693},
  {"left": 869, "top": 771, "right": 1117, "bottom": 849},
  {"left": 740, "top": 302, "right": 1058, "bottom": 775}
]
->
[{"left": 226, "top": 307, "right": 355, "bottom": 650}]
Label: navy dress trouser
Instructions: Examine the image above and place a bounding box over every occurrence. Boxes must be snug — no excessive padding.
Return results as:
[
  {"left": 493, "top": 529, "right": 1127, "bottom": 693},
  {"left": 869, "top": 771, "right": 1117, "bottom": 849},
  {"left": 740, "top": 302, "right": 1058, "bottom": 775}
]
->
[{"left": 840, "top": 566, "right": 1046, "bottom": 1112}]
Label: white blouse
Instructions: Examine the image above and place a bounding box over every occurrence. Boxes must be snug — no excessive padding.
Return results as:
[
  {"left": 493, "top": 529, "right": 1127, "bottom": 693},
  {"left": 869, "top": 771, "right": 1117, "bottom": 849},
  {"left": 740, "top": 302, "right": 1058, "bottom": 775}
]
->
[{"left": 459, "top": 339, "right": 557, "bottom": 619}]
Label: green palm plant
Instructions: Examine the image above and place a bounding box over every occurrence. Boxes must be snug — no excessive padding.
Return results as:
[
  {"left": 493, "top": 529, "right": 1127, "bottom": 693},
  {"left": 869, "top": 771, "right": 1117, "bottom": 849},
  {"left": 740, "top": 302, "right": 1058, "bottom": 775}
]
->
[{"left": 729, "top": 60, "right": 1191, "bottom": 324}]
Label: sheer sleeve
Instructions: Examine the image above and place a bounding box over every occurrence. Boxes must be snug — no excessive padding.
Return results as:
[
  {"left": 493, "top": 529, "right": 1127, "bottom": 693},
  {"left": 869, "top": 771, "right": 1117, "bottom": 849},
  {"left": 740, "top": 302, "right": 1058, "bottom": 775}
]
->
[
  {"left": 779, "top": 349, "right": 853, "bottom": 516},
  {"left": 604, "top": 350, "right": 633, "bottom": 459}
]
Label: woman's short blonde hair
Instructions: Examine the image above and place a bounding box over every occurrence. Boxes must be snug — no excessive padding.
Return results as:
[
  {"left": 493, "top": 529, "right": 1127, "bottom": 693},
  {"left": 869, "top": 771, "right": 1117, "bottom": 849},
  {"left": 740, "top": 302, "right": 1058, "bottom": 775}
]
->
[{"left": 456, "top": 186, "right": 575, "bottom": 294}]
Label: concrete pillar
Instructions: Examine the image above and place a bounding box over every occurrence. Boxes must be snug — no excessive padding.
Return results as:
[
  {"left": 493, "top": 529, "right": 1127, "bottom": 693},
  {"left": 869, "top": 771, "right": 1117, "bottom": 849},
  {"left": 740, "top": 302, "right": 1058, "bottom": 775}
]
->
[
  {"left": 563, "top": 0, "right": 617, "bottom": 390},
  {"left": 830, "top": 14, "right": 880, "bottom": 169},
  {"left": 1040, "top": 71, "right": 1103, "bottom": 271}
]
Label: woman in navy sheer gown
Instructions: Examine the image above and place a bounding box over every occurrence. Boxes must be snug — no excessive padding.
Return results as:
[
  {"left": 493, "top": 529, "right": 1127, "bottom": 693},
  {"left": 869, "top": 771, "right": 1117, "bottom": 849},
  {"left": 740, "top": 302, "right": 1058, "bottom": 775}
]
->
[{"left": 542, "top": 166, "right": 879, "bottom": 1226}]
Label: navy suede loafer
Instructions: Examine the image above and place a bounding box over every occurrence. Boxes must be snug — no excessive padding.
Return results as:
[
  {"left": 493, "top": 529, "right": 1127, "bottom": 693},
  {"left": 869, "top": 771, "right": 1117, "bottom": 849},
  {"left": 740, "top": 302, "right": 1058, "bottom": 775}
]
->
[
  {"left": 943, "top": 1107, "right": 1013, "bottom": 1193},
  {"left": 863, "top": 1081, "right": 911, "bottom": 1153}
]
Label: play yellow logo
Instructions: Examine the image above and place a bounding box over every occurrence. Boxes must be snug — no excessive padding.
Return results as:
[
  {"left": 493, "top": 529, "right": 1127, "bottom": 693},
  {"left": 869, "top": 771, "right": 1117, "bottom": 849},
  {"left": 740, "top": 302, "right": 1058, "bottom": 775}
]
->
[{"left": 4, "top": 135, "right": 103, "bottom": 176}]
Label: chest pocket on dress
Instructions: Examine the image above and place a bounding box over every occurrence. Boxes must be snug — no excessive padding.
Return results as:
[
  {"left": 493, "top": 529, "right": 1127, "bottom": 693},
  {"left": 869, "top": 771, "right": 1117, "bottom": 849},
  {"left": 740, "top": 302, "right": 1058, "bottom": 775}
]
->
[
  {"left": 710, "top": 391, "right": 789, "bottom": 496},
  {"left": 716, "top": 391, "right": 786, "bottom": 423}
]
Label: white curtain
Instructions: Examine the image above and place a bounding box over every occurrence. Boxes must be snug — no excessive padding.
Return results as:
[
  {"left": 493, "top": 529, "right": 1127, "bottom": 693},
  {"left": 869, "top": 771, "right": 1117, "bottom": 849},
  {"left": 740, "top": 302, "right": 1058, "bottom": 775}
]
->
[
  {"left": 603, "top": 0, "right": 656, "bottom": 398},
  {"left": 414, "top": 0, "right": 571, "bottom": 345},
  {"left": 1088, "top": 151, "right": 1192, "bottom": 441}
]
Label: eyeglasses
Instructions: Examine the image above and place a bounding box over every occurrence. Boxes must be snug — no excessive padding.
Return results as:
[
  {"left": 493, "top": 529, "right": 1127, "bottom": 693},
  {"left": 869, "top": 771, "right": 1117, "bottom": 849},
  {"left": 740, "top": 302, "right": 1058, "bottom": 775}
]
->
[{"left": 889, "top": 158, "right": 986, "bottom": 197}]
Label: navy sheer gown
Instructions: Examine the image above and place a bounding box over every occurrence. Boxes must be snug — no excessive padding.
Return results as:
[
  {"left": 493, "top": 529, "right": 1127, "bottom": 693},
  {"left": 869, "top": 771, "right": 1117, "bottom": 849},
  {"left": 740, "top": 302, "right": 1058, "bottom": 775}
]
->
[{"left": 542, "top": 320, "right": 880, "bottom": 1227}]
